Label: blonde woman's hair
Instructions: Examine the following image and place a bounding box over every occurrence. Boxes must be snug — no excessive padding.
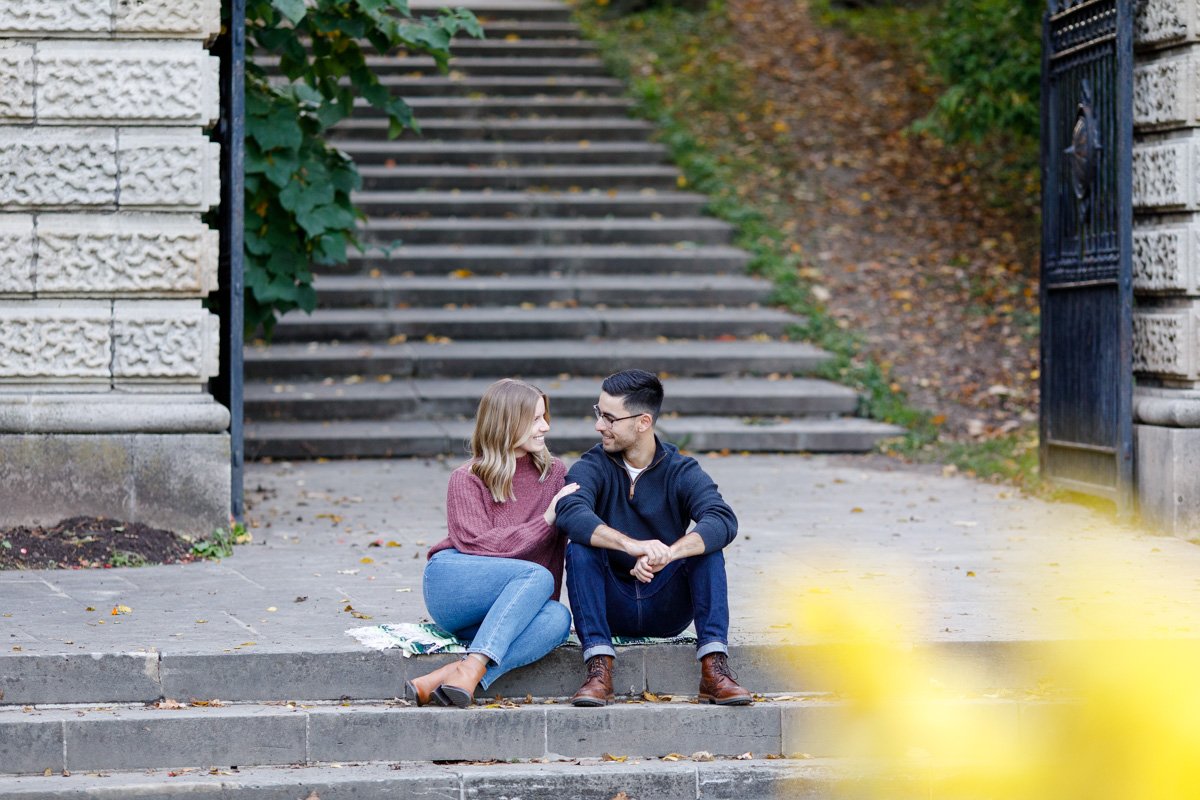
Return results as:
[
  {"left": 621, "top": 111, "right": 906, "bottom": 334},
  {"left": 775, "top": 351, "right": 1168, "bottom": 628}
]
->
[{"left": 470, "top": 378, "right": 553, "bottom": 502}]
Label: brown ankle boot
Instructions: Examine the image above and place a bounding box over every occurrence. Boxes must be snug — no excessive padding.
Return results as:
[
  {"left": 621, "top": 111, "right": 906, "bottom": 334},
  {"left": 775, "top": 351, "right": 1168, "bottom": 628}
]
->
[
  {"left": 435, "top": 655, "right": 489, "bottom": 708},
  {"left": 404, "top": 659, "right": 460, "bottom": 706},
  {"left": 571, "top": 655, "right": 614, "bottom": 707},
  {"left": 698, "top": 652, "right": 752, "bottom": 706}
]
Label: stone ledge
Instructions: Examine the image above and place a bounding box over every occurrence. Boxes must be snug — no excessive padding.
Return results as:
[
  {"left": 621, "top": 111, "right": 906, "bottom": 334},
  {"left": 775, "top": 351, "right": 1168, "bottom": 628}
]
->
[
  {"left": 0, "top": 0, "right": 219, "bottom": 40},
  {"left": 0, "top": 393, "right": 230, "bottom": 433},
  {"left": 0, "top": 432, "right": 230, "bottom": 537},
  {"left": 0, "top": 41, "right": 222, "bottom": 126},
  {"left": 0, "top": 127, "right": 220, "bottom": 211}
]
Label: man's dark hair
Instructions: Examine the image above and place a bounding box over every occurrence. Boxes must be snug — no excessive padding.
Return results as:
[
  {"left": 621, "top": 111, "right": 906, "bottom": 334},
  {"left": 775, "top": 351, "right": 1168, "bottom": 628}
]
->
[{"left": 602, "top": 369, "right": 664, "bottom": 421}]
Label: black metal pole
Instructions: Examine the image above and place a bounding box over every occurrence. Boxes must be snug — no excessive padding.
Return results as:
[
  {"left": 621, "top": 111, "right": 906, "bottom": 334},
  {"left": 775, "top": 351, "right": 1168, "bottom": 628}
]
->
[{"left": 215, "top": 0, "right": 246, "bottom": 521}]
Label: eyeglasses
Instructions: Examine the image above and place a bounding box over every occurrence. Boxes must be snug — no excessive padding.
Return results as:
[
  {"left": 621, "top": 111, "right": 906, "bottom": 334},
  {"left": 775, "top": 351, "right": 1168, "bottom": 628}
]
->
[{"left": 593, "top": 404, "right": 641, "bottom": 428}]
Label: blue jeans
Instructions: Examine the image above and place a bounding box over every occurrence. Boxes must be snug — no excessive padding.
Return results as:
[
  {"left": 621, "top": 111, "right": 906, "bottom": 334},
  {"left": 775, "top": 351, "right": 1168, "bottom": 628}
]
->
[
  {"left": 565, "top": 541, "right": 730, "bottom": 663},
  {"left": 423, "top": 549, "right": 571, "bottom": 690}
]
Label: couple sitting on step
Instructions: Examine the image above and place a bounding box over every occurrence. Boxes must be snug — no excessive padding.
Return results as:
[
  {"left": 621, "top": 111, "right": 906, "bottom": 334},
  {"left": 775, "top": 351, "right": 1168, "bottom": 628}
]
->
[{"left": 404, "top": 369, "right": 752, "bottom": 708}]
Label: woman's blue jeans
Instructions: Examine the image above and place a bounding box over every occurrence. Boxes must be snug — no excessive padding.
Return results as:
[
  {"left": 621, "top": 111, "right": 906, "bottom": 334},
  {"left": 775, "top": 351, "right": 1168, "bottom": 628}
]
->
[{"left": 422, "top": 549, "right": 571, "bottom": 690}]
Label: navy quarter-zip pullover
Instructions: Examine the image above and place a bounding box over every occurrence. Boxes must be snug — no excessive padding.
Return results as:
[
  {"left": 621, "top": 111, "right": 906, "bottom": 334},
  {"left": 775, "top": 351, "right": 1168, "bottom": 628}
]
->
[{"left": 556, "top": 437, "right": 737, "bottom": 576}]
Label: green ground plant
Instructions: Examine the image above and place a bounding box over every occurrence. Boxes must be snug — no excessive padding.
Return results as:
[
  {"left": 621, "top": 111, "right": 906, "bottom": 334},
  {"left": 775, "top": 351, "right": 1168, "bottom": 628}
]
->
[
  {"left": 191, "top": 522, "right": 252, "bottom": 561},
  {"left": 573, "top": 0, "right": 1045, "bottom": 490},
  {"left": 239, "top": 0, "right": 481, "bottom": 337}
]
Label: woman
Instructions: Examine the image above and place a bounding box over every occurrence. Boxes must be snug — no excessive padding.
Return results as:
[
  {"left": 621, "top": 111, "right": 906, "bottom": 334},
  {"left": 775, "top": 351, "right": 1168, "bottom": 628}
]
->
[{"left": 405, "top": 378, "right": 579, "bottom": 707}]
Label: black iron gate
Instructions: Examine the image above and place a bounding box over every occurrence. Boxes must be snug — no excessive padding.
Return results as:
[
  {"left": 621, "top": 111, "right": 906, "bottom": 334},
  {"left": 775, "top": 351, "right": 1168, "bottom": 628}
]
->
[
  {"left": 1040, "top": 0, "right": 1133, "bottom": 511},
  {"left": 214, "top": 0, "right": 246, "bottom": 520}
]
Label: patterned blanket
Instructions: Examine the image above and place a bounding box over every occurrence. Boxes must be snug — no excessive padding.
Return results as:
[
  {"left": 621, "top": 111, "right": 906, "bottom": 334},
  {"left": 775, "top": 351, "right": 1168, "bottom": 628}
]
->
[{"left": 346, "top": 622, "right": 696, "bottom": 656}]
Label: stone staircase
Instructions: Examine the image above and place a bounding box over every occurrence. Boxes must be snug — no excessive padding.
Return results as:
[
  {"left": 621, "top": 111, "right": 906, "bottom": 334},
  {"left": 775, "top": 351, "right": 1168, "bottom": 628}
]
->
[
  {"left": 0, "top": 640, "right": 1068, "bottom": 798},
  {"left": 242, "top": 0, "right": 903, "bottom": 459}
]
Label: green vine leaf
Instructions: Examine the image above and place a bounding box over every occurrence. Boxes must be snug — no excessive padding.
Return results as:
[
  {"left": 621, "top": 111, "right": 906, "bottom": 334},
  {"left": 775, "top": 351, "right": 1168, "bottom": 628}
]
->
[{"left": 238, "top": 0, "right": 483, "bottom": 337}]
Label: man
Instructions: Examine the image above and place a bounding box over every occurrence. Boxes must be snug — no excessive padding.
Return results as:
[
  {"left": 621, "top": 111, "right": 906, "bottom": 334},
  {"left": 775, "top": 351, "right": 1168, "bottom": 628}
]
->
[{"left": 555, "top": 369, "right": 752, "bottom": 706}]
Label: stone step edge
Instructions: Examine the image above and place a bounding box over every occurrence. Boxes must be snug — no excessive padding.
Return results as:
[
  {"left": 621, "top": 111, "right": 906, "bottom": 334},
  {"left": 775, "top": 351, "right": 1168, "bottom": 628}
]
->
[
  {"left": 0, "top": 758, "right": 837, "bottom": 799},
  {"left": 0, "top": 696, "right": 1065, "bottom": 776},
  {"left": 0, "top": 639, "right": 1086, "bottom": 707}
]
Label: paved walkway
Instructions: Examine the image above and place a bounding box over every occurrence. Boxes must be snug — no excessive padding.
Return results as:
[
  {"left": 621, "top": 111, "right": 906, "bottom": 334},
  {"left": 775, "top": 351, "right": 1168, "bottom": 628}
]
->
[{"left": 4, "top": 454, "right": 1199, "bottom": 662}]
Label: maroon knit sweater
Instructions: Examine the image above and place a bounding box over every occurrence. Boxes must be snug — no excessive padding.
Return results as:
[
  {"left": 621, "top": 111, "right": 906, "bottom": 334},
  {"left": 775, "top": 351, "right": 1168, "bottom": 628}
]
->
[{"left": 427, "top": 455, "right": 568, "bottom": 599}]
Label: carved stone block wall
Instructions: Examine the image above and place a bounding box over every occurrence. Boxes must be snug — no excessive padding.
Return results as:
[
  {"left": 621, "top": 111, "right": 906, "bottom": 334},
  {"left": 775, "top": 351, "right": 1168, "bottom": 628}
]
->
[
  {"left": 0, "top": 301, "right": 112, "bottom": 380},
  {"left": 0, "top": 215, "right": 35, "bottom": 293},
  {"left": 0, "top": 42, "right": 34, "bottom": 118},
  {"left": 1136, "top": 0, "right": 1200, "bottom": 50},
  {"left": 30, "top": 42, "right": 220, "bottom": 125},
  {"left": 112, "top": 301, "right": 220, "bottom": 382},
  {"left": 0, "top": 127, "right": 220, "bottom": 210},
  {"left": 0, "top": 1, "right": 220, "bottom": 39},
  {"left": 1131, "top": 0, "right": 1200, "bottom": 531},
  {"left": 0, "top": 0, "right": 229, "bottom": 524},
  {"left": 36, "top": 214, "right": 219, "bottom": 296},
  {"left": 1132, "top": 138, "right": 1197, "bottom": 210},
  {"left": 1134, "top": 53, "right": 1192, "bottom": 128},
  {"left": 0, "top": 300, "right": 219, "bottom": 384},
  {"left": 1133, "top": 308, "right": 1200, "bottom": 379}
]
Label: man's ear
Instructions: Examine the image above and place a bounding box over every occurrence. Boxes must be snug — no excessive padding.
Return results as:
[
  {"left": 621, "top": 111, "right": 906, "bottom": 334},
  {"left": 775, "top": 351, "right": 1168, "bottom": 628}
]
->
[{"left": 637, "top": 413, "right": 652, "bottom": 433}]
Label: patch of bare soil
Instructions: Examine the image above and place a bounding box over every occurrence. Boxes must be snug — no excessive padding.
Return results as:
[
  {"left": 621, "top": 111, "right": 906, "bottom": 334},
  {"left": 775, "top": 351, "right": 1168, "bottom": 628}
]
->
[
  {"left": 729, "top": 0, "right": 1040, "bottom": 439},
  {"left": 0, "top": 516, "right": 194, "bottom": 570}
]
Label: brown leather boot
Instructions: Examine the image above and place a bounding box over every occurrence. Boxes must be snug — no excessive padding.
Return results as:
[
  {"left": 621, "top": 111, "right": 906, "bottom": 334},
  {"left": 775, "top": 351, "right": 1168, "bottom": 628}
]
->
[
  {"left": 434, "top": 654, "right": 489, "bottom": 708},
  {"left": 404, "top": 659, "right": 461, "bottom": 706},
  {"left": 571, "top": 655, "right": 615, "bottom": 707},
  {"left": 698, "top": 652, "right": 752, "bottom": 706}
]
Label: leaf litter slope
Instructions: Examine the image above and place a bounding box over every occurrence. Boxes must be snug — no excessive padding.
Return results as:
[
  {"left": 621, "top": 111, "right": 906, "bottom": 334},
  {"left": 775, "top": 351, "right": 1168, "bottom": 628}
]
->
[{"left": 686, "top": 0, "right": 1041, "bottom": 439}]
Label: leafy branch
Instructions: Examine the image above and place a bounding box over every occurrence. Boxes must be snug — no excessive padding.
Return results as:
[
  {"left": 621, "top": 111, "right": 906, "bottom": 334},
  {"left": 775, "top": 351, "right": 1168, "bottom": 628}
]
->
[{"left": 242, "top": 0, "right": 483, "bottom": 337}]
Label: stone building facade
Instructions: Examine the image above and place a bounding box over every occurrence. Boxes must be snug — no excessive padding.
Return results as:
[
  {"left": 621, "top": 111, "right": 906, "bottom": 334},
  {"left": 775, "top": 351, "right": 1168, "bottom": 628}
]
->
[
  {"left": 0, "top": 0, "right": 229, "bottom": 536},
  {"left": 1133, "top": 0, "right": 1200, "bottom": 533}
]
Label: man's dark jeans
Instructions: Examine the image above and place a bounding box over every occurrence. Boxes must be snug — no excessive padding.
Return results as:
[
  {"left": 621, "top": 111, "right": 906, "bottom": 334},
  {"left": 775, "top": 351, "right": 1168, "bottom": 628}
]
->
[{"left": 565, "top": 540, "right": 730, "bottom": 662}]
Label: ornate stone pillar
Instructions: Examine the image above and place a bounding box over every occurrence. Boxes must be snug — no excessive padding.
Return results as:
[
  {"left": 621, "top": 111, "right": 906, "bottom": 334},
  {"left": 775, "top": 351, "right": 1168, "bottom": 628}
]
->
[
  {"left": 0, "top": 0, "right": 230, "bottom": 535},
  {"left": 1132, "top": 0, "right": 1200, "bottom": 533}
]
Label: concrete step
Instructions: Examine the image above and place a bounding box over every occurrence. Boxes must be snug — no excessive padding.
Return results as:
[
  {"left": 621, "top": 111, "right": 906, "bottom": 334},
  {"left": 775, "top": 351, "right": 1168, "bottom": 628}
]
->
[
  {"left": 309, "top": 273, "right": 770, "bottom": 308},
  {"left": 266, "top": 307, "right": 796, "bottom": 343},
  {"left": 337, "top": 139, "right": 668, "bottom": 165},
  {"left": 335, "top": 244, "right": 752, "bottom": 276},
  {"left": 357, "top": 165, "right": 681, "bottom": 191},
  {"left": 410, "top": 0, "right": 573, "bottom": 21},
  {"left": 433, "top": 37, "right": 600, "bottom": 56},
  {"left": 0, "top": 690, "right": 1038, "bottom": 779},
  {"left": 357, "top": 217, "right": 733, "bottom": 246},
  {"left": 457, "top": 20, "right": 586, "bottom": 38},
  {"left": 365, "top": 75, "right": 624, "bottom": 97},
  {"left": 349, "top": 190, "right": 708, "bottom": 218},
  {"left": 365, "top": 96, "right": 637, "bottom": 118},
  {"left": 0, "top": 634, "right": 1062, "bottom": 709},
  {"left": 244, "top": 414, "right": 900, "bottom": 457},
  {"left": 243, "top": 339, "right": 832, "bottom": 381},
  {"left": 331, "top": 116, "right": 655, "bottom": 141},
  {"left": 245, "top": 375, "right": 858, "bottom": 422},
  {"left": 0, "top": 758, "right": 829, "bottom": 799},
  {"left": 0, "top": 697, "right": 822, "bottom": 774},
  {"left": 352, "top": 56, "right": 613, "bottom": 77}
]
